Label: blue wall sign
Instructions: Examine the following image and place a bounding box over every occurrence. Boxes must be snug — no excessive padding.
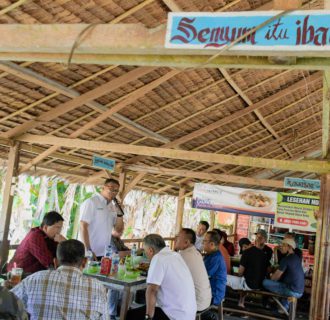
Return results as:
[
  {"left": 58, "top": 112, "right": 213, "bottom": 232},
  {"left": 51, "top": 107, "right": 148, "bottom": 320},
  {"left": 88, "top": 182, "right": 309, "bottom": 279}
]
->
[
  {"left": 165, "top": 11, "right": 330, "bottom": 52},
  {"left": 284, "top": 177, "right": 320, "bottom": 191},
  {"left": 92, "top": 155, "right": 116, "bottom": 171}
]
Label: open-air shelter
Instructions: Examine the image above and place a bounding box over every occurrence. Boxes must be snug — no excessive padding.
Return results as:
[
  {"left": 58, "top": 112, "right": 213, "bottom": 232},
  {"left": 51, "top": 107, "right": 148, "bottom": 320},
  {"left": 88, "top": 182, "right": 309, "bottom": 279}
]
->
[{"left": 0, "top": 0, "right": 329, "bottom": 319}]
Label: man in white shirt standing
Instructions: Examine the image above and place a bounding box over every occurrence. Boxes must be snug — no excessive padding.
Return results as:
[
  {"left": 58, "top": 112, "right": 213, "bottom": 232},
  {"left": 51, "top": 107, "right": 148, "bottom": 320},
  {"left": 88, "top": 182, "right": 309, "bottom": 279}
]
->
[
  {"left": 142, "top": 234, "right": 197, "bottom": 320},
  {"left": 79, "top": 178, "right": 124, "bottom": 260},
  {"left": 195, "top": 221, "right": 210, "bottom": 252},
  {"left": 175, "top": 228, "right": 212, "bottom": 312}
]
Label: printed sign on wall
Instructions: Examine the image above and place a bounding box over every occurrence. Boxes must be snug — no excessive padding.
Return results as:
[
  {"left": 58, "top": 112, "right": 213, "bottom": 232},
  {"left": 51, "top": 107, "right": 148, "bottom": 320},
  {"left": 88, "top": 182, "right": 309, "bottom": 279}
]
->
[
  {"left": 192, "top": 183, "right": 277, "bottom": 218},
  {"left": 284, "top": 177, "right": 320, "bottom": 191},
  {"left": 275, "top": 193, "right": 319, "bottom": 232},
  {"left": 92, "top": 155, "right": 116, "bottom": 171},
  {"left": 166, "top": 11, "right": 330, "bottom": 52}
]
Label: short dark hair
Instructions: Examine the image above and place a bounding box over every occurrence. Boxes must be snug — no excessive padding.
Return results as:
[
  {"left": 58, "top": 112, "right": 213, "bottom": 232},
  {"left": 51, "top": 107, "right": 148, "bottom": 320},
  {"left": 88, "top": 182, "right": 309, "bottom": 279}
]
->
[
  {"left": 143, "top": 234, "right": 166, "bottom": 252},
  {"left": 41, "top": 211, "right": 64, "bottom": 227},
  {"left": 199, "top": 221, "right": 210, "bottom": 231},
  {"left": 56, "top": 240, "right": 85, "bottom": 266},
  {"left": 212, "top": 228, "right": 223, "bottom": 241},
  {"left": 104, "top": 178, "right": 119, "bottom": 186},
  {"left": 181, "top": 228, "right": 196, "bottom": 244},
  {"left": 206, "top": 231, "right": 220, "bottom": 246}
]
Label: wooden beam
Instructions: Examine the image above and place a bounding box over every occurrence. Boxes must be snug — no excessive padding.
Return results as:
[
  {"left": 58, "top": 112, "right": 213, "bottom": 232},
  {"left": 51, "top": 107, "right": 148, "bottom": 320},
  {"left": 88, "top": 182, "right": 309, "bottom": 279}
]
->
[
  {"left": 0, "top": 24, "right": 329, "bottom": 59},
  {"left": 1, "top": 52, "right": 329, "bottom": 70},
  {"left": 175, "top": 186, "right": 186, "bottom": 234},
  {"left": 273, "top": 0, "right": 302, "bottom": 9},
  {"left": 1, "top": 67, "right": 153, "bottom": 139},
  {"left": 0, "top": 142, "right": 20, "bottom": 265},
  {"left": 18, "top": 70, "right": 178, "bottom": 173},
  {"left": 122, "top": 173, "right": 146, "bottom": 199},
  {"left": 16, "top": 134, "right": 330, "bottom": 174},
  {"left": 322, "top": 71, "right": 330, "bottom": 158},
  {"left": 118, "top": 170, "right": 127, "bottom": 202},
  {"left": 162, "top": 72, "right": 321, "bottom": 148},
  {"left": 162, "top": 0, "right": 183, "bottom": 11},
  {"left": 126, "top": 71, "right": 321, "bottom": 169},
  {"left": 0, "top": 62, "right": 168, "bottom": 144},
  {"left": 126, "top": 164, "right": 284, "bottom": 189},
  {"left": 219, "top": 68, "right": 293, "bottom": 157}
]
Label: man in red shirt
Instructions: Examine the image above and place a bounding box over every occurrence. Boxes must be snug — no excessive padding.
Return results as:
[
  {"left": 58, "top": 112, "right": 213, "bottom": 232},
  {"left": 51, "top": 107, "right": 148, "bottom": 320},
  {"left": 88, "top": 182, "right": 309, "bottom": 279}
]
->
[{"left": 7, "top": 211, "right": 66, "bottom": 273}]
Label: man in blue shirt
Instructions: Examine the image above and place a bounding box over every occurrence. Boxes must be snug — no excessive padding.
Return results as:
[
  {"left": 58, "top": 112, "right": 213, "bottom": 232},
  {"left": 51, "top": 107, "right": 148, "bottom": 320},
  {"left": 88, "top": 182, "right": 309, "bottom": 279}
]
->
[
  {"left": 263, "top": 238, "right": 304, "bottom": 312},
  {"left": 203, "top": 231, "right": 227, "bottom": 306}
]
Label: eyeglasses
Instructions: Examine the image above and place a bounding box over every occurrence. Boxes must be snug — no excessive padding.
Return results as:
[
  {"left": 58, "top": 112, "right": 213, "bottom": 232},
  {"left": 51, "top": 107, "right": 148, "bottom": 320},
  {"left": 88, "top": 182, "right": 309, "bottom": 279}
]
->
[{"left": 104, "top": 185, "right": 119, "bottom": 193}]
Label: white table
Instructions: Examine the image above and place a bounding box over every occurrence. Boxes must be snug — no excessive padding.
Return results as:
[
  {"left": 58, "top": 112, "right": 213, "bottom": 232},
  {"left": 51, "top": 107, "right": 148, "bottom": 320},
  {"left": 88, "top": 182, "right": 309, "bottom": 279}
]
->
[{"left": 89, "top": 274, "right": 147, "bottom": 320}]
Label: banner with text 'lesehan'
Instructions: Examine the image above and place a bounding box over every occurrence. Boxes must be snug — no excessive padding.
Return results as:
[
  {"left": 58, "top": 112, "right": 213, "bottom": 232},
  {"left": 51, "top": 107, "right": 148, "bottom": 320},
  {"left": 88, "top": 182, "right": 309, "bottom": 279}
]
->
[
  {"left": 165, "top": 11, "right": 330, "bottom": 53},
  {"left": 275, "top": 193, "right": 319, "bottom": 232},
  {"left": 192, "top": 183, "right": 277, "bottom": 218}
]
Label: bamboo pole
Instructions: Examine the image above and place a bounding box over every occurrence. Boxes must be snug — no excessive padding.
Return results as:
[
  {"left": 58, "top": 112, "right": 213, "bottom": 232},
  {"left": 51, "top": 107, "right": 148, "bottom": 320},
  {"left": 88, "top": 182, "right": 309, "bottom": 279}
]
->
[
  {"left": 0, "top": 142, "right": 20, "bottom": 265},
  {"left": 210, "top": 211, "right": 216, "bottom": 230},
  {"left": 309, "top": 174, "right": 330, "bottom": 320},
  {"left": 175, "top": 186, "right": 186, "bottom": 235},
  {"left": 118, "top": 170, "right": 127, "bottom": 203}
]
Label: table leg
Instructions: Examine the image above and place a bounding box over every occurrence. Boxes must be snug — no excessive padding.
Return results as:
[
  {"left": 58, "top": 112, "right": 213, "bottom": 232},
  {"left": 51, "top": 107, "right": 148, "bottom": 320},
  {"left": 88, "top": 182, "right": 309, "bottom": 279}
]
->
[{"left": 119, "top": 286, "right": 132, "bottom": 320}]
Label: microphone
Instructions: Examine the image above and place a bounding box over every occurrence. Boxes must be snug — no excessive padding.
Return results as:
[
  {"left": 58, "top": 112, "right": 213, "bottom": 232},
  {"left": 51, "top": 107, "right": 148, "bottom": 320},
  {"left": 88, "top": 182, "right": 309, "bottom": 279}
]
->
[{"left": 114, "top": 197, "right": 125, "bottom": 216}]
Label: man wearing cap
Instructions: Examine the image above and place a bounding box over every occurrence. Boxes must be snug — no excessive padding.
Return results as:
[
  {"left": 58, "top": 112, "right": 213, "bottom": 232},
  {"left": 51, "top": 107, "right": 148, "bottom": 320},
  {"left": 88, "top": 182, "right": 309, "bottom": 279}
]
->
[
  {"left": 255, "top": 229, "right": 273, "bottom": 264},
  {"left": 274, "top": 232, "right": 302, "bottom": 264},
  {"left": 227, "top": 238, "right": 268, "bottom": 308},
  {"left": 262, "top": 238, "right": 304, "bottom": 311}
]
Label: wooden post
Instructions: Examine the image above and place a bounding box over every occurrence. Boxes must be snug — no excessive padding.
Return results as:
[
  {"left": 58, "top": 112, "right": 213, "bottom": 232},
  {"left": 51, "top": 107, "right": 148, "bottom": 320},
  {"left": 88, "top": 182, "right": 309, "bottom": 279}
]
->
[
  {"left": 309, "top": 174, "right": 330, "bottom": 320},
  {"left": 175, "top": 186, "right": 186, "bottom": 235},
  {"left": 273, "top": 0, "right": 302, "bottom": 9},
  {"left": 210, "top": 211, "right": 216, "bottom": 229},
  {"left": 118, "top": 170, "right": 127, "bottom": 202},
  {"left": 0, "top": 143, "right": 20, "bottom": 265},
  {"left": 233, "top": 213, "right": 238, "bottom": 241}
]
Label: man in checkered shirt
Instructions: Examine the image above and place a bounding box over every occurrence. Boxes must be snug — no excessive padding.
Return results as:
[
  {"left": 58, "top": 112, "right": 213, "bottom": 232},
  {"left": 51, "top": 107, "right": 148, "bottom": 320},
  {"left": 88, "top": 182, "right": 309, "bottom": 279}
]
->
[{"left": 11, "top": 239, "right": 109, "bottom": 320}]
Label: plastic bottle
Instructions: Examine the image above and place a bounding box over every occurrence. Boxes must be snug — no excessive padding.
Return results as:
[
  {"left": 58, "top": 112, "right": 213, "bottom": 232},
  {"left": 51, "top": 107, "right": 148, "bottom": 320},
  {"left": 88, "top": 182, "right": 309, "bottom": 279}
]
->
[
  {"left": 100, "top": 245, "right": 112, "bottom": 276},
  {"left": 131, "top": 244, "right": 137, "bottom": 268},
  {"left": 111, "top": 253, "right": 120, "bottom": 275},
  {"left": 85, "top": 250, "right": 93, "bottom": 272},
  {"left": 131, "top": 243, "right": 137, "bottom": 257}
]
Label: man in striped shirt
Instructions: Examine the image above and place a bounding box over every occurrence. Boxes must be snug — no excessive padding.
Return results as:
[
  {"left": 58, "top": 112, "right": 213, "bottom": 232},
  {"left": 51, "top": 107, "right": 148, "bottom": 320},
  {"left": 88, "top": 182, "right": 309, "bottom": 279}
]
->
[{"left": 11, "top": 239, "right": 109, "bottom": 320}]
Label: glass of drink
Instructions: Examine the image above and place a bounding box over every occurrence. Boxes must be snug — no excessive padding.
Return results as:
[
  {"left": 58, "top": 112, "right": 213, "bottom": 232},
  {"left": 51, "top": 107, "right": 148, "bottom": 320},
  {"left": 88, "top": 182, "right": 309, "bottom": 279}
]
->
[
  {"left": 8, "top": 267, "right": 23, "bottom": 286},
  {"left": 118, "top": 263, "right": 126, "bottom": 279}
]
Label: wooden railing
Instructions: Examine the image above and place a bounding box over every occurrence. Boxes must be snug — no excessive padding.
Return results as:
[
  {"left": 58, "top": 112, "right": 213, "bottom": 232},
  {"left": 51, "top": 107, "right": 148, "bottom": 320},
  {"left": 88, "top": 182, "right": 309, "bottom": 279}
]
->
[
  {"left": 123, "top": 237, "right": 176, "bottom": 250},
  {"left": 9, "top": 234, "right": 235, "bottom": 252}
]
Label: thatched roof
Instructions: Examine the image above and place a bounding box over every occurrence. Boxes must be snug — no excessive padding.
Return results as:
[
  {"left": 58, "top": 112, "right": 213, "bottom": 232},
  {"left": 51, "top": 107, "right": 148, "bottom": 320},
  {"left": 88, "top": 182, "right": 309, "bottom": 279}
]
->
[{"left": 0, "top": 0, "right": 327, "bottom": 196}]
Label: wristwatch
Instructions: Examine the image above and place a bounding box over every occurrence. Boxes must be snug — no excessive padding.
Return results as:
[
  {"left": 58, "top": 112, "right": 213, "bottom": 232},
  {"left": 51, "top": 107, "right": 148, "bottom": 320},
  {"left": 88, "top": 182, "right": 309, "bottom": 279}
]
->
[{"left": 145, "top": 315, "right": 153, "bottom": 319}]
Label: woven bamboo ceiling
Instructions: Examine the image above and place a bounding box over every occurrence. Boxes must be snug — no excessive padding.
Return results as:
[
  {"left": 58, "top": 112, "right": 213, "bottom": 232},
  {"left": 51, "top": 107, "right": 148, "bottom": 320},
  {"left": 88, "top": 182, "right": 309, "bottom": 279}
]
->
[{"left": 0, "top": 0, "right": 328, "bottom": 196}]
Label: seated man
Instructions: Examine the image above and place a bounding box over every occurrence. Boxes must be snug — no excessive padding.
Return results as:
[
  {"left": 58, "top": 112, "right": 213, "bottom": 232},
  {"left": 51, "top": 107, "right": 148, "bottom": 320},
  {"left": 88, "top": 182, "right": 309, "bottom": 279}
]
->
[
  {"left": 7, "top": 211, "right": 66, "bottom": 273},
  {"left": 128, "top": 234, "right": 196, "bottom": 320},
  {"left": 195, "top": 221, "right": 210, "bottom": 252},
  {"left": 274, "top": 232, "right": 302, "bottom": 264},
  {"left": 0, "top": 286, "right": 29, "bottom": 320},
  {"left": 263, "top": 238, "right": 304, "bottom": 312},
  {"left": 213, "top": 229, "right": 231, "bottom": 274},
  {"left": 175, "top": 228, "right": 212, "bottom": 312},
  {"left": 227, "top": 238, "right": 268, "bottom": 307},
  {"left": 221, "top": 231, "right": 235, "bottom": 256},
  {"left": 203, "top": 231, "right": 227, "bottom": 306},
  {"left": 11, "top": 239, "right": 108, "bottom": 320},
  {"left": 255, "top": 229, "right": 273, "bottom": 264}
]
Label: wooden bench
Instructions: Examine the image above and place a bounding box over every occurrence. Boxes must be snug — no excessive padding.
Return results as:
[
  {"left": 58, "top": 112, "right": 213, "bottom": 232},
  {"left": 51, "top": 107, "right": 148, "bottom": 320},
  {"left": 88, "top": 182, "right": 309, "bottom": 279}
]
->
[
  {"left": 224, "top": 289, "right": 298, "bottom": 320},
  {"left": 196, "top": 301, "right": 223, "bottom": 320}
]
